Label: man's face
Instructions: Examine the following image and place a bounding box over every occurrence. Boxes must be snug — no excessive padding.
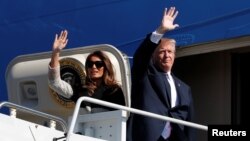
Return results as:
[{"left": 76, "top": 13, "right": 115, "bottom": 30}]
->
[{"left": 154, "top": 40, "right": 176, "bottom": 72}]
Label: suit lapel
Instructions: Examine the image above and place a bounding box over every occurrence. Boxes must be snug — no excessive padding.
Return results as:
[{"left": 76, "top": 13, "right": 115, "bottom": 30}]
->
[
  {"left": 172, "top": 75, "right": 189, "bottom": 106},
  {"left": 148, "top": 73, "right": 171, "bottom": 108}
]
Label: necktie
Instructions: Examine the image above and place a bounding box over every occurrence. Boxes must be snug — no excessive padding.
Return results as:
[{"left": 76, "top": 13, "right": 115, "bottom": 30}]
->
[{"left": 161, "top": 73, "right": 177, "bottom": 139}]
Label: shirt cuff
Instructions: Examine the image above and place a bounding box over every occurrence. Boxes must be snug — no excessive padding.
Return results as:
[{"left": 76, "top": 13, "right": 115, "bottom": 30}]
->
[
  {"left": 150, "top": 31, "right": 164, "bottom": 44},
  {"left": 48, "top": 64, "right": 60, "bottom": 70}
]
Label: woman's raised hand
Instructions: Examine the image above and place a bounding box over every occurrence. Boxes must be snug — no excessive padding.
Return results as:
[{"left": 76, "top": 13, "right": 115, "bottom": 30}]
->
[{"left": 53, "top": 30, "right": 68, "bottom": 52}]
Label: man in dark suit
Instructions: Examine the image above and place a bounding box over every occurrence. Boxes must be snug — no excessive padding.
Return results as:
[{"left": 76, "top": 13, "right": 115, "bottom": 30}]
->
[{"left": 127, "top": 7, "right": 195, "bottom": 141}]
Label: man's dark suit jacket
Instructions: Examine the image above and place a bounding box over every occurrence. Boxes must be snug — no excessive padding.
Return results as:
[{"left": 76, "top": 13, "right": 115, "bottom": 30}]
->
[{"left": 127, "top": 34, "right": 195, "bottom": 141}]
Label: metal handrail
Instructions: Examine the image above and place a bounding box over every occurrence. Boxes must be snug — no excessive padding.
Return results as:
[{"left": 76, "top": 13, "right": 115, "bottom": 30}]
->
[
  {"left": 66, "top": 96, "right": 208, "bottom": 141},
  {"left": 0, "top": 101, "right": 67, "bottom": 132}
]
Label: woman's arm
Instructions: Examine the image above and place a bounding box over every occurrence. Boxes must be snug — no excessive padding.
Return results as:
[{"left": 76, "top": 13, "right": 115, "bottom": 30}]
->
[
  {"left": 48, "top": 30, "right": 73, "bottom": 98},
  {"left": 48, "top": 65, "right": 73, "bottom": 98}
]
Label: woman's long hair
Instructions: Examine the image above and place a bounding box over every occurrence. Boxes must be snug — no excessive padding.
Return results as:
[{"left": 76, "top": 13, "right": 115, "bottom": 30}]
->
[{"left": 84, "top": 50, "right": 120, "bottom": 95}]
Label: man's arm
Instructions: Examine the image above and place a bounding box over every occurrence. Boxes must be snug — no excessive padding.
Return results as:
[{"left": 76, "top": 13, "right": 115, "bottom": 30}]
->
[{"left": 132, "top": 7, "right": 179, "bottom": 78}]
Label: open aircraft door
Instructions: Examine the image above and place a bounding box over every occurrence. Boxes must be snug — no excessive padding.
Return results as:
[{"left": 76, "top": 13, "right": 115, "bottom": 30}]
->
[{"left": 5, "top": 44, "right": 131, "bottom": 125}]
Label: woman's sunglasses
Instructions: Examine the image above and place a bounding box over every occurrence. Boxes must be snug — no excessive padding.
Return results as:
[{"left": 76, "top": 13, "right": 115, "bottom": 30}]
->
[{"left": 86, "top": 61, "right": 105, "bottom": 69}]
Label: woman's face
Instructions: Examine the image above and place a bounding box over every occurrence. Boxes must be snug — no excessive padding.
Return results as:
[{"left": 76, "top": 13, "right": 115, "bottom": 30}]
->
[{"left": 86, "top": 55, "right": 105, "bottom": 80}]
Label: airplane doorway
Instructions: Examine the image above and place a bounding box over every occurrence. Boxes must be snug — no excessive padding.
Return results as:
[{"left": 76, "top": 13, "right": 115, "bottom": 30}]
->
[{"left": 231, "top": 52, "right": 249, "bottom": 125}]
